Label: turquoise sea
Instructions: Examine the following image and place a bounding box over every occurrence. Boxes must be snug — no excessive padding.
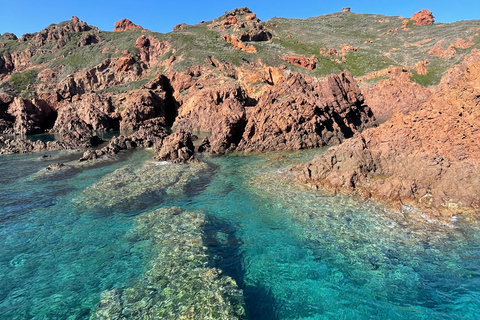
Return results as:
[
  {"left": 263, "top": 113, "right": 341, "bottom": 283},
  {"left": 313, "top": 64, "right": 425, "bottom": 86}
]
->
[{"left": 1, "top": 146, "right": 480, "bottom": 319}]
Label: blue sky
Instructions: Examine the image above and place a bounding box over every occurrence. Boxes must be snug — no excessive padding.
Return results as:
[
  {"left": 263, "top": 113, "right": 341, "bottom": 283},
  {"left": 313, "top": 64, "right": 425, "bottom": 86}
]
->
[{"left": 0, "top": 0, "right": 479, "bottom": 36}]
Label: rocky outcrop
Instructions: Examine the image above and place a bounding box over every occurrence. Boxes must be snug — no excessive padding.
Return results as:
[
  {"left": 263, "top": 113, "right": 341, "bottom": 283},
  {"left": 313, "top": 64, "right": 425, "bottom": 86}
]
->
[
  {"left": 80, "top": 121, "right": 168, "bottom": 161},
  {"left": 360, "top": 67, "right": 433, "bottom": 121},
  {"left": 56, "top": 58, "right": 141, "bottom": 99},
  {"left": 429, "top": 39, "right": 475, "bottom": 59},
  {"left": 1, "top": 33, "right": 17, "bottom": 40},
  {"left": 172, "top": 83, "right": 246, "bottom": 133},
  {"left": 19, "top": 17, "right": 93, "bottom": 48},
  {"left": 170, "top": 66, "right": 249, "bottom": 153},
  {"left": 410, "top": 9, "right": 434, "bottom": 26},
  {"left": 213, "top": 7, "right": 272, "bottom": 52},
  {"left": 236, "top": 72, "right": 375, "bottom": 152},
  {"left": 6, "top": 97, "right": 56, "bottom": 134},
  {"left": 113, "top": 19, "right": 143, "bottom": 32},
  {"left": 0, "top": 49, "right": 34, "bottom": 77},
  {"left": 223, "top": 34, "right": 257, "bottom": 53},
  {"left": 134, "top": 35, "right": 172, "bottom": 67},
  {"left": 154, "top": 130, "right": 196, "bottom": 163},
  {"left": 77, "top": 33, "right": 101, "bottom": 47},
  {"left": 291, "top": 56, "right": 480, "bottom": 216},
  {"left": 211, "top": 8, "right": 270, "bottom": 35},
  {"left": 72, "top": 93, "right": 117, "bottom": 131},
  {"left": 0, "top": 96, "right": 56, "bottom": 135},
  {"left": 117, "top": 89, "right": 169, "bottom": 130},
  {"left": 51, "top": 104, "right": 102, "bottom": 148},
  {"left": 280, "top": 56, "right": 317, "bottom": 70},
  {"left": 0, "top": 24, "right": 91, "bottom": 77},
  {"left": 0, "top": 136, "right": 62, "bottom": 154}
]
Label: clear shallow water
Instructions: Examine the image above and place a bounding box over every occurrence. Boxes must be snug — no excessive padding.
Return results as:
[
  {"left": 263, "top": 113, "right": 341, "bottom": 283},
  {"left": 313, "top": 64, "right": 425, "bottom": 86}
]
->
[{"left": 1, "top": 148, "right": 480, "bottom": 319}]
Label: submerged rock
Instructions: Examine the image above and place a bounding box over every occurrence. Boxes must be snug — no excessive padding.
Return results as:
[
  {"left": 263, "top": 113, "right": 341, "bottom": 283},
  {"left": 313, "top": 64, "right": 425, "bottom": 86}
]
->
[
  {"left": 74, "top": 161, "right": 209, "bottom": 211},
  {"left": 92, "top": 207, "right": 246, "bottom": 319}
]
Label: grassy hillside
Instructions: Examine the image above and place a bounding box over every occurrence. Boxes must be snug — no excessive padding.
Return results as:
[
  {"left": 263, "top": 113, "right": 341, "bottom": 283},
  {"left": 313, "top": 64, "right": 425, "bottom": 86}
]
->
[{"left": 1, "top": 9, "right": 479, "bottom": 96}]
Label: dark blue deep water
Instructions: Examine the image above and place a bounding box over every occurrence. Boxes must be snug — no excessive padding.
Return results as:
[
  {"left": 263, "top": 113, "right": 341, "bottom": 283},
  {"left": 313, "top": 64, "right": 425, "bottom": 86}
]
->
[{"left": 1, "top": 147, "right": 480, "bottom": 319}]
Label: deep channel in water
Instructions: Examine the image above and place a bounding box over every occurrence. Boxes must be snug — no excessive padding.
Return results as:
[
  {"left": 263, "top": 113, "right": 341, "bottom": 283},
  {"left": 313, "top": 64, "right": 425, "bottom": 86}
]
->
[{"left": 0, "top": 147, "right": 479, "bottom": 319}]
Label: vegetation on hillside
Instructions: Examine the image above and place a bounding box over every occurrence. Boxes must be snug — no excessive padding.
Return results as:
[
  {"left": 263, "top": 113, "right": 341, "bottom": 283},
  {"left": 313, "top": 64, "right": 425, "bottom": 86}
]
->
[{"left": 1, "top": 9, "right": 480, "bottom": 95}]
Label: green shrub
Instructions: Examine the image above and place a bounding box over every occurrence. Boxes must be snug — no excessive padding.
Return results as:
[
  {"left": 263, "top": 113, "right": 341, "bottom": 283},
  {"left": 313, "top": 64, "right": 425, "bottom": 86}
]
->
[{"left": 6, "top": 68, "right": 39, "bottom": 95}]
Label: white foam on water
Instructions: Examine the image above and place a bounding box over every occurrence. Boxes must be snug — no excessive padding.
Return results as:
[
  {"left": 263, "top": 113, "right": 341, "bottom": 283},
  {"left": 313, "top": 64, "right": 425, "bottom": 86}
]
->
[{"left": 151, "top": 161, "right": 171, "bottom": 166}]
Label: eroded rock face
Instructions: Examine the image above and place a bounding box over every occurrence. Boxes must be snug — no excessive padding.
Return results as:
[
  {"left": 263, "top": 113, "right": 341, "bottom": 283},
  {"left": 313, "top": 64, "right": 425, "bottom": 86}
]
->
[
  {"left": 113, "top": 19, "right": 143, "bottom": 32},
  {"left": 236, "top": 72, "right": 375, "bottom": 152},
  {"left": 52, "top": 104, "right": 101, "bottom": 148},
  {"left": 291, "top": 55, "right": 480, "bottom": 215},
  {"left": 72, "top": 93, "right": 117, "bottom": 131},
  {"left": 154, "top": 130, "right": 196, "bottom": 163},
  {"left": 117, "top": 89, "right": 168, "bottom": 130},
  {"left": 410, "top": 9, "right": 434, "bottom": 26},
  {"left": 280, "top": 56, "right": 316, "bottom": 70},
  {"left": 360, "top": 67, "right": 433, "bottom": 121},
  {"left": 0, "top": 49, "right": 35, "bottom": 77},
  {"left": 134, "top": 35, "right": 172, "bottom": 67},
  {"left": 80, "top": 121, "right": 169, "bottom": 161},
  {"left": 56, "top": 58, "right": 141, "bottom": 99},
  {"left": 0, "top": 97, "right": 56, "bottom": 135}
]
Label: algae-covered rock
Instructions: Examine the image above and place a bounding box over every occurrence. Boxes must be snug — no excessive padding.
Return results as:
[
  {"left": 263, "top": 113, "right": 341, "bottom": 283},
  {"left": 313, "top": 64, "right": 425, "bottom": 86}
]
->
[
  {"left": 91, "top": 207, "right": 246, "bottom": 319},
  {"left": 73, "top": 161, "right": 209, "bottom": 212}
]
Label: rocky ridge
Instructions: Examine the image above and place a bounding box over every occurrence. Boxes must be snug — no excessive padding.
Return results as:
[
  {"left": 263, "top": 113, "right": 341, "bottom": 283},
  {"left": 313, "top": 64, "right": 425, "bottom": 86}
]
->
[
  {"left": 290, "top": 50, "right": 480, "bottom": 216},
  {"left": 0, "top": 8, "right": 479, "bottom": 216}
]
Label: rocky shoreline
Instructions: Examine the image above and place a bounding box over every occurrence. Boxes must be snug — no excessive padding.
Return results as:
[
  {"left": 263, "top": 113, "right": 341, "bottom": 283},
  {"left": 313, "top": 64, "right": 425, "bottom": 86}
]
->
[
  {"left": 1, "top": 8, "right": 480, "bottom": 217},
  {"left": 290, "top": 50, "right": 480, "bottom": 216}
]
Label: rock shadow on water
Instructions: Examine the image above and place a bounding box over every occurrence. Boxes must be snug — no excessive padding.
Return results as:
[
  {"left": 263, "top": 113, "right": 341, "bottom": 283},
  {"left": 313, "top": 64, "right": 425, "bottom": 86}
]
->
[
  {"left": 92, "top": 207, "right": 246, "bottom": 320},
  {"left": 202, "top": 215, "right": 279, "bottom": 320}
]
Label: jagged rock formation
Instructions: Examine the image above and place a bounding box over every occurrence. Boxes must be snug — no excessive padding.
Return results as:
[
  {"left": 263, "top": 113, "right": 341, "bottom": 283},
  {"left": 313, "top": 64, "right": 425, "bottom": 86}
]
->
[
  {"left": 360, "top": 67, "right": 433, "bottom": 121},
  {"left": 168, "top": 62, "right": 374, "bottom": 154},
  {"left": 410, "top": 9, "right": 435, "bottom": 26},
  {"left": 280, "top": 56, "right": 317, "bottom": 70},
  {"left": 79, "top": 120, "right": 168, "bottom": 161},
  {"left": 170, "top": 66, "right": 249, "bottom": 153},
  {"left": 0, "top": 7, "right": 478, "bottom": 176},
  {"left": 237, "top": 72, "right": 374, "bottom": 152},
  {"left": 51, "top": 104, "right": 102, "bottom": 148},
  {"left": 291, "top": 53, "right": 480, "bottom": 215},
  {"left": 113, "top": 19, "right": 143, "bottom": 32},
  {"left": 154, "top": 130, "right": 196, "bottom": 163},
  {"left": 213, "top": 7, "right": 272, "bottom": 53},
  {"left": 134, "top": 35, "right": 171, "bottom": 68}
]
